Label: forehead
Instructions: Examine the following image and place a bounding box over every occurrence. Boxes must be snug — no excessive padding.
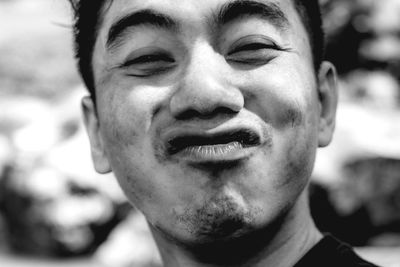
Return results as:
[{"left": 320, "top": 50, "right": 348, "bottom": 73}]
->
[{"left": 99, "top": 0, "right": 300, "bottom": 32}]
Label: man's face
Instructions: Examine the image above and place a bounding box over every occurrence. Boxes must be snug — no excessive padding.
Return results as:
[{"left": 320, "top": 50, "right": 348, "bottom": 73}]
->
[{"left": 85, "top": 0, "right": 336, "bottom": 244}]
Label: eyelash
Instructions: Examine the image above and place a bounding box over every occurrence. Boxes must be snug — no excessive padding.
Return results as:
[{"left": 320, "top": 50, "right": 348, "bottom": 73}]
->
[
  {"left": 121, "top": 53, "right": 175, "bottom": 67},
  {"left": 228, "top": 42, "right": 290, "bottom": 55}
]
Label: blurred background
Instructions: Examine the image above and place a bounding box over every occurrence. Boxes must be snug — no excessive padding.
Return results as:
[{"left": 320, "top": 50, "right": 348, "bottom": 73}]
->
[{"left": 0, "top": 0, "right": 400, "bottom": 266}]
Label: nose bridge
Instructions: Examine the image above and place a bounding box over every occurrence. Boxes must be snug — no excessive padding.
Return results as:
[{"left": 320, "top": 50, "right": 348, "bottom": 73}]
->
[{"left": 170, "top": 42, "right": 244, "bottom": 118}]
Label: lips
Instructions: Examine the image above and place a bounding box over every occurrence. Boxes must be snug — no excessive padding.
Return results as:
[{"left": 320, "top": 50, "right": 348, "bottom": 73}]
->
[{"left": 166, "top": 129, "right": 261, "bottom": 162}]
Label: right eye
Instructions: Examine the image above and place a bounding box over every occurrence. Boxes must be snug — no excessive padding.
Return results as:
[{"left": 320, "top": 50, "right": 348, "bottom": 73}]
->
[{"left": 121, "top": 52, "right": 176, "bottom": 77}]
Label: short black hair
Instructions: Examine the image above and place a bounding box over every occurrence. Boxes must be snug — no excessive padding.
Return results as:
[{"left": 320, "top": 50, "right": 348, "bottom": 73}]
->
[{"left": 68, "top": 0, "right": 325, "bottom": 99}]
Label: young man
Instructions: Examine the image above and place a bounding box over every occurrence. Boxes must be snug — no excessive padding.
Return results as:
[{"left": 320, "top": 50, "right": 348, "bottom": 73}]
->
[{"left": 68, "top": 0, "right": 380, "bottom": 266}]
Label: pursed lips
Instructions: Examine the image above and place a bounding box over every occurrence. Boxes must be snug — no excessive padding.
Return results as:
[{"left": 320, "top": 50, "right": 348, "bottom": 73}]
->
[{"left": 165, "top": 128, "right": 262, "bottom": 163}]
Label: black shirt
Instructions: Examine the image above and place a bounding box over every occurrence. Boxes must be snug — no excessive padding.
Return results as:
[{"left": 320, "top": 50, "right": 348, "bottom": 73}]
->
[{"left": 294, "top": 235, "right": 381, "bottom": 267}]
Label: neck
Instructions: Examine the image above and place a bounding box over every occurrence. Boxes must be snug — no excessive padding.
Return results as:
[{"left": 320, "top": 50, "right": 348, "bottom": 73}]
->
[{"left": 151, "top": 190, "right": 322, "bottom": 267}]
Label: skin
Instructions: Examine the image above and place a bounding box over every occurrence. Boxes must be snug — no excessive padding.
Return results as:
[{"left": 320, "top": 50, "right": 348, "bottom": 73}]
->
[{"left": 82, "top": 0, "right": 338, "bottom": 266}]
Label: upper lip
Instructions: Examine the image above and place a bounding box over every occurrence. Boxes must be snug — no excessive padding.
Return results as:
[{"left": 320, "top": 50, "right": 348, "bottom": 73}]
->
[{"left": 166, "top": 128, "right": 261, "bottom": 155}]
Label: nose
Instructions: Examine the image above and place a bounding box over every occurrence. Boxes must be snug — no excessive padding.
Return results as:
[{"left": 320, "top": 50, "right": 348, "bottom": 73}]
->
[{"left": 169, "top": 43, "right": 244, "bottom": 120}]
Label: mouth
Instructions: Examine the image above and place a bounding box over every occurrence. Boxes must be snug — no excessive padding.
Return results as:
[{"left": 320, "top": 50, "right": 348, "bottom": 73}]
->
[{"left": 166, "top": 129, "right": 261, "bottom": 163}]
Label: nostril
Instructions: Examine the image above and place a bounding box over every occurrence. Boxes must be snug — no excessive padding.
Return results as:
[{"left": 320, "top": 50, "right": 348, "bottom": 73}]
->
[
  {"left": 174, "top": 106, "right": 239, "bottom": 120},
  {"left": 211, "top": 106, "right": 239, "bottom": 116},
  {"left": 174, "top": 109, "right": 202, "bottom": 120},
  {"left": 169, "top": 73, "right": 244, "bottom": 119}
]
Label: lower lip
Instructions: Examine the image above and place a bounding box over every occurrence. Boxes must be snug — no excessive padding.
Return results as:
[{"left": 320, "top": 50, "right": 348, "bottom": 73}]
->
[{"left": 170, "top": 141, "right": 256, "bottom": 163}]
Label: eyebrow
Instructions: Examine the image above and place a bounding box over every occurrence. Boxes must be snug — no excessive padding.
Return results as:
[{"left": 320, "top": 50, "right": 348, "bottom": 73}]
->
[
  {"left": 106, "top": 9, "right": 178, "bottom": 50},
  {"left": 106, "top": 0, "right": 289, "bottom": 51},
  {"left": 215, "top": 0, "right": 290, "bottom": 31}
]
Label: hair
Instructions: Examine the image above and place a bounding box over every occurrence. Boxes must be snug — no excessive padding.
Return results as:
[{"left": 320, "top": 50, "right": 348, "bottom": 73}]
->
[{"left": 68, "top": 0, "right": 325, "bottom": 99}]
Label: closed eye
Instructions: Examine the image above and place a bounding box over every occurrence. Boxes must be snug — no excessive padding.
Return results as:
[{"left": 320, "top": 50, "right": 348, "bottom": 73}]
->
[
  {"left": 227, "top": 42, "right": 285, "bottom": 56},
  {"left": 120, "top": 52, "right": 176, "bottom": 77},
  {"left": 122, "top": 53, "right": 175, "bottom": 66},
  {"left": 226, "top": 35, "right": 291, "bottom": 66}
]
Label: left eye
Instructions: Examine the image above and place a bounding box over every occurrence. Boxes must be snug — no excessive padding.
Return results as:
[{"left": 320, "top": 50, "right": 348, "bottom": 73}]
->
[
  {"left": 226, "top": 35, "right": 289, "bottom": 66},
  {"left": 226, "top": 42, "right": 283, "bottom": 65},
  {"left": 228, "top": 42, "right": 280, "bottom": 55}
]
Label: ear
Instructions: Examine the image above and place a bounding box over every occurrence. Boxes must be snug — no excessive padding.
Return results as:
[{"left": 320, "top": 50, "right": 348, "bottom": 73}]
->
[
  {"left": 317, "top": 61, "right": 338, "bottom": 147},
  {"left": 82, "top": 96, "right": 112, "bottom": 174}
]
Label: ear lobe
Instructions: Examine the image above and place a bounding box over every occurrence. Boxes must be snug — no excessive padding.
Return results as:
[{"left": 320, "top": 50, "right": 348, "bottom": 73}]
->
[
  {"left": 82, "top": 96, "right": 112, "bottom": 174},
  {"left": 317, "top": 61, "right": 338, "bottom": 147}
]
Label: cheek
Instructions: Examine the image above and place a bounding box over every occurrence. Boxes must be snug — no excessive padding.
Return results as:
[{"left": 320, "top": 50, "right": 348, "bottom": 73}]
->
[
  {"left": 99, "top": 134, "right": 163, "bottom": 214},
  {"left": 281, "top": 125, "right": 317, "bottom": 185},
  {"left": 97, "top": 78, "right": 171, "bottom": 147},
  {"left": 95, "top": 86, "right": 160, "bottom": 203},
  {"left": 116, "top": 157, "right": 154, "bottom": 207},
  {"left": 271, "top": 104, "right": 319, "bottom": 199},
  {"left": 243, "top": 64, "right": 317, "bottom": 130},
  {"left": 240, "top": 66, "right": 319, "bottom": 201}
]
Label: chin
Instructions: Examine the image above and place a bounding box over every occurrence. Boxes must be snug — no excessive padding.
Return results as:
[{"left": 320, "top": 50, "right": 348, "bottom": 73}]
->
[
  {"left": 157, "top": 200, "right": 288, "bottom": 266},
  {"left": 165, "top": 193, "right": 259, "bottom": 245}
]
